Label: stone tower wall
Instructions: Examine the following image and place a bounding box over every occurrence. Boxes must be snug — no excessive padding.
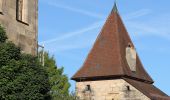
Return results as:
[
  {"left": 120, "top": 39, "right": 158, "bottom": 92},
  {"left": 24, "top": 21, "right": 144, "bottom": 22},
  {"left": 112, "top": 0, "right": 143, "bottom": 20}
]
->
[
  {"left": 0, "top": 0, "right": 38, "bottom": 55},
  {"left": 76, "top": 79, "right": 150, "bottom": 100}
]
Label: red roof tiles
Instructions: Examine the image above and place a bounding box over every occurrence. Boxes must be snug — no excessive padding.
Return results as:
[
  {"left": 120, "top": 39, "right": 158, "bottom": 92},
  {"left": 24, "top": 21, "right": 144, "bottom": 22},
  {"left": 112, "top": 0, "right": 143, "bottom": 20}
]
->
[
  {"left": 72, "top": 8, "right": 153, "bottom": 83},
  {"left": 72, "top": 4, "right": 169, "bottom": 99},
  {"left": 124, "top": 78, "right": 170, "bottom": 100}
]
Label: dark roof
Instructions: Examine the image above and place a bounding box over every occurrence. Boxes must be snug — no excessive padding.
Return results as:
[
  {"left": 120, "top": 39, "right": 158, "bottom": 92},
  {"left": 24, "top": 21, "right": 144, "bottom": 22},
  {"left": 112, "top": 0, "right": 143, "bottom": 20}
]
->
[
  {"left": 72, "top": 4, "right": 153, "bottom": 83},
  {"left": 124, "top": 78, "right": 170, "bottom": 100},
  {"left": 112, "top": 1, "right": 118, "bottom": 13}
]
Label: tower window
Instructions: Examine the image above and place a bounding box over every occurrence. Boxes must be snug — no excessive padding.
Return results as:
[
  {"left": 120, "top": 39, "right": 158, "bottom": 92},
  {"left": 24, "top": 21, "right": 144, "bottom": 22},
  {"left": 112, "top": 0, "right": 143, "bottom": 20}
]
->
[
  {"left": 16, "top": 0, "right": 29, "bottom": 24},
  {"left": 0, "top": 0, "right": 3, "bottom": 13},
  {"left": 126, "top": 86, "right": 130, "bottom": 91},
  {"left": 85, "top": 85, "right": 91, "bottom": 91},
  {"left": 128, "top": 43, "right": 132, "bottom": 47}
]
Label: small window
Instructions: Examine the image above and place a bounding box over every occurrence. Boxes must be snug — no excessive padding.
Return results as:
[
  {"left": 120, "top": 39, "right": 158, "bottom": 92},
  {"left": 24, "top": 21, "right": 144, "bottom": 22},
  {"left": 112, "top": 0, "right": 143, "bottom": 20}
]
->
[
  {"left": 16, "top": 0, "right": 29, "bottom": 24},
  {"left": 85, "top": 85, "right": 91, "bottom": 91},
  {"left": 126, "top": 86, "right": 130, "bottom": 91},
  {"left": 128, "top": 43, "right": 132, "bottom": 47},
  {"left": 0, "top": 0, "right": 3, "bottom": 14}
]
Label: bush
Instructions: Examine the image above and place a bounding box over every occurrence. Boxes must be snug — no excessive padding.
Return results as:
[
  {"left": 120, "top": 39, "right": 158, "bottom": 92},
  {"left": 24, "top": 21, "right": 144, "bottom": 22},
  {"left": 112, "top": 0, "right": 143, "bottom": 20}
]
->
[
  {"left": 0, "top": 25, "right": 50, "bottom": 100},
  {"left": 0, "top": 25, "right": 7, "bottom": 43},
  {"left": 0, "top": 25, "right": 77, "bottom": 100}
]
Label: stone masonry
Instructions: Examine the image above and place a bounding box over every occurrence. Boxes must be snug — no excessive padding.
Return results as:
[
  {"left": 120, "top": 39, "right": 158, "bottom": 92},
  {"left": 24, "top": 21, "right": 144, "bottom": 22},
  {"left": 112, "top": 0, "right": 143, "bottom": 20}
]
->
[
  {"left": 76, "top": 79, "right": 150, "bottom": 100},
  {"left": 0, "top": 0, "right": 38, "bottom": 55}
]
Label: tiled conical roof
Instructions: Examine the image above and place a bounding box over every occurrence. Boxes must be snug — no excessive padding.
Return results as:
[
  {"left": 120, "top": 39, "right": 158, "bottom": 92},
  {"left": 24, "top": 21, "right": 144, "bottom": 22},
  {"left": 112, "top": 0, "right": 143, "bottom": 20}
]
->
[
  {"left": 72, "top": 4, "right": 153, "bottom": 83},
  {"left": 124, "top": 78, "right": 170, "bottom": 100}
]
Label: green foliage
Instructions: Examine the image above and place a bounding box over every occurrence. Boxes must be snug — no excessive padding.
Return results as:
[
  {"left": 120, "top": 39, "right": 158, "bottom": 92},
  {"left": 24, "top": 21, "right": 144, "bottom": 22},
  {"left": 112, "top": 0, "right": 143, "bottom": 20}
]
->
[
  {"left": 0, "top": 26, "right": 50, "bottom": 100},
  {"left": 0, "top": 25, "right": 7, "bottom": 43},
  {"left": 0, "top": 42, "right": 21, "bottom": 66},
  {"left": 0, "top": 25, "right": 77, "bottom": 100},
  {"left": 44, "top": 53, "right": 72, "bottom": 100},
  {"left": 67, "top": 92, "right": 79, "bottom": 100}
]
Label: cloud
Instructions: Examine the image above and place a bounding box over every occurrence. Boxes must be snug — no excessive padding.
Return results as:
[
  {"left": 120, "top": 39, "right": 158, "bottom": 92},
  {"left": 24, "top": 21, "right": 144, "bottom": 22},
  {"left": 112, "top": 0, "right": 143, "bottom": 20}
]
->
[
  {"left": 40, "top": 4, "right": 164, "bottom": 53},
  {"left": 126, "top": 14, "right": 170, "bottom": 39},
  {"left": 43, "top": 31, "right": 97, "bottom": 53},
  {"left": 46, "top": 42, "right": 90, "bottom": 53},
  {"left": 124, "top": 9, "right": 152, "bottom": 20},
  {"left": 47, "top": 2, "right": 105, "bottom": 19},
  {"left": 40, "top": 21, "right": 104, "bottom": 44},
  {"left": 40, "top": 8, "right": 152, "bottom": 45}
]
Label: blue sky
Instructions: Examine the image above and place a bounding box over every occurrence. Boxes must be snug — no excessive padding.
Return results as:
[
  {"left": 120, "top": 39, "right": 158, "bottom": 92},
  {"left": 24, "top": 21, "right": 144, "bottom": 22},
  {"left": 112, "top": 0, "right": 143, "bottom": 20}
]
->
[{"left": 39, "top": 0, "right": 170, "bottom": 95}]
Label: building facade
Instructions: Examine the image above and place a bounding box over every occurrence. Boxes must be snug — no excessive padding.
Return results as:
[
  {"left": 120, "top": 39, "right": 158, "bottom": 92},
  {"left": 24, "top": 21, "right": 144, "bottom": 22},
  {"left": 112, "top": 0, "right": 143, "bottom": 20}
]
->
[
  {"left": 0, "top": 0, "right": 38, "bottom": 55},
  {"left": 72, "top": 3, "right": 170, "bottom": 100}
]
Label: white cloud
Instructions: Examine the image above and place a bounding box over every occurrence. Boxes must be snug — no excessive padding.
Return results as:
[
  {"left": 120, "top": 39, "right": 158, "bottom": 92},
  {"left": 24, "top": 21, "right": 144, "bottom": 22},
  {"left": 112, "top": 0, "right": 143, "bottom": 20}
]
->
[
  {"left": 46, "top": 2, "right": 104, "bottom": 19},
  {"left": 40, "top": 8, "right": 152, "bottom": 45},
  {"left": 124, "top": 9, "right": 152, "bottom": 20},
  {"left": 126, "top": 14, "right": 170, "bottom": 39},
  {"left": 47, "top": 43, "right": 89, "bottom": 53},
  {"left": 40, "top": 21, "right": 104, "bottom": 44},
  {"left": 39, "top": 3, "right": 170, "bottom": 53}
]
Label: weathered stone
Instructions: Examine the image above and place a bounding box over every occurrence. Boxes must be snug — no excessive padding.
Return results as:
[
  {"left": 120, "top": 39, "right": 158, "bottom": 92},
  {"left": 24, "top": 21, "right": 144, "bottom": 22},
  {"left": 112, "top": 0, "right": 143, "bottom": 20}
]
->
[
  {"left": 76, "top": 79, "right": 150, "bottom": 100},
  {"left": 0, "top": 0, "right": 38, "bottom": 55}
]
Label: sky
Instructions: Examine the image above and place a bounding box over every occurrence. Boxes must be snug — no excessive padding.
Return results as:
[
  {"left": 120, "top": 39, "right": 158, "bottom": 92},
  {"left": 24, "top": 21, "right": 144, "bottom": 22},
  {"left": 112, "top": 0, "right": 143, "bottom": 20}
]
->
[{"left": 38, "top": 0, "right": 170, "bottom": 95}]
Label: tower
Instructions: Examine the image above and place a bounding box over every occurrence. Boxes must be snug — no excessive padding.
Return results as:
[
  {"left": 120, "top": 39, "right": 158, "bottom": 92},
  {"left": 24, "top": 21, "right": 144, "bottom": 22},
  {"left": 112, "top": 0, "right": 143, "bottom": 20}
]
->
[
  {"left": 72, "top": 2, "right": 170, "bottom": 100},
  {"left": 0, "top": 0, "right": 38, "bottom": 55}
]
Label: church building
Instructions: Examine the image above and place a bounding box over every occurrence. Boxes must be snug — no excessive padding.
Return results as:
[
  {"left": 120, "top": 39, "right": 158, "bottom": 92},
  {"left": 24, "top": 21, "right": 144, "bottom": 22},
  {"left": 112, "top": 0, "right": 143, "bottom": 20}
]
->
[
  {"left": 72, "top": 2, "right": 170, "bottom": 100},
  {"left": 0, "top": 0, "right": 38, "bottom": 55}
]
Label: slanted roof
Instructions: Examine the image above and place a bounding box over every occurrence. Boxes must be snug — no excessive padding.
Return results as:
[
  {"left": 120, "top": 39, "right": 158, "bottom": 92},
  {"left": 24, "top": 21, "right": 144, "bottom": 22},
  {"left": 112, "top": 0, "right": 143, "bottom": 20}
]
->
[
  {"left": 124, "top": 78, "right": 170, "bottom": 100},
  {"left": 72, "top": 3, "right": 153, "bottom": 83}
]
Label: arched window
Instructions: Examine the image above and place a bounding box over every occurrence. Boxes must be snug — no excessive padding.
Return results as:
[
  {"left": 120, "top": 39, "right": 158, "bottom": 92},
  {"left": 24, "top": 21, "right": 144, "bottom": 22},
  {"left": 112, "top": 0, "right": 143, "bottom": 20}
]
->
[
  {"left": 16, "top": 0, "right": 28, "bottom": 24},
  {"left": 0, "top": 0, "right": 3, "bottom": 13}
]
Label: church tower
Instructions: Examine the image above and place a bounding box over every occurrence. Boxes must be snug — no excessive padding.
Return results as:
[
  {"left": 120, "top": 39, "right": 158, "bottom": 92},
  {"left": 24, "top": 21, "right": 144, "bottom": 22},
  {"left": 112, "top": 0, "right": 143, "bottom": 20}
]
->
[
  {"left": 72, "top": 2, "right": 170, "bottom": 100},
  {"left": 0, "top": 0, "right": 38, "bottom": 55}
]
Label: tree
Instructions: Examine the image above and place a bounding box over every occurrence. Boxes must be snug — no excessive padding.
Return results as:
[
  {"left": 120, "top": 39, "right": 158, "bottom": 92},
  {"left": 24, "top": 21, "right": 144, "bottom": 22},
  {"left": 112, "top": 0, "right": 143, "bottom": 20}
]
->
[
  {"left": 0, "top": 25, "right": 77, "bottom": 100},
  {"left": 0, "top": 25, "right": 50, "bottom": 100},
  {"left": 43, "top": 53, "right": 71, "bottom": 100}
]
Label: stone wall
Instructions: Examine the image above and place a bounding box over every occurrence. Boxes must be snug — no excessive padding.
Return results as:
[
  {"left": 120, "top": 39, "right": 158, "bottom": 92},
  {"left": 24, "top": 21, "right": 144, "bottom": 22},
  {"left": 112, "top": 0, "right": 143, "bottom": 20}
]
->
[
  {"left": 0, "top": 0, "right": 38, "bottom": 55},
  {"left": 76, "top": 79, "right": 150, "bottom": 100}
]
